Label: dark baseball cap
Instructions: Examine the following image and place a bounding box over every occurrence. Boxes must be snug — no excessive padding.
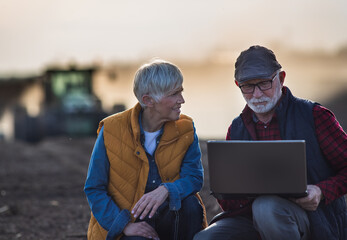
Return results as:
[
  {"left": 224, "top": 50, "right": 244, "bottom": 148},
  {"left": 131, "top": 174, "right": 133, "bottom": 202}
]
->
[{"left": 234, "top": 45, "right": 282, "bottom": 83}]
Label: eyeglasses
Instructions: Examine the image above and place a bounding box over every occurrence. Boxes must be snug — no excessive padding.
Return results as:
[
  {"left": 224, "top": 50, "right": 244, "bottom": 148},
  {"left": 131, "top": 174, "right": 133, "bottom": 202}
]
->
[{"left": 239, "top": 72, "right": 279, "bottom": 94}]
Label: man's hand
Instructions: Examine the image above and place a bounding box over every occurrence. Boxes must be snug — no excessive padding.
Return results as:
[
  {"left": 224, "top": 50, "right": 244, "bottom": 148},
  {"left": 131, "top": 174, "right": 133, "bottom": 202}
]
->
[
  {"left": 123, "top": 222, "right": 159, "bottom": 239},
  {"left": 294, "top": 185, "right": 323, "bottom": 211},
  {"left": 132, "top": 185, "right": 169, "bottom": 220}
]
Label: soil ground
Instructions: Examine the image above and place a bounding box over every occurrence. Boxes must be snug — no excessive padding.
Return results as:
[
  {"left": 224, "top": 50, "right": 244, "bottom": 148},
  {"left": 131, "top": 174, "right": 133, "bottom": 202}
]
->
[{"left": 0, "top": 137, "right": 221, "bottom": 240}]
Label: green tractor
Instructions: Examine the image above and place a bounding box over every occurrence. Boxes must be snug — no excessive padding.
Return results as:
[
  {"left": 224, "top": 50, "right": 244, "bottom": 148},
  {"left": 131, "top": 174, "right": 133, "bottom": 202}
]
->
[{"left": 15, "top": 67, "right": 110, "bottom": 142}]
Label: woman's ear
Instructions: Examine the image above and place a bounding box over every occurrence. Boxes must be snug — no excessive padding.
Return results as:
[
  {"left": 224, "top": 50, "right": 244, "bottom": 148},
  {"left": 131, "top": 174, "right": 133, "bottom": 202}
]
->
[{"left": 142, "top": 95, "right": 154, "bottom": 107}]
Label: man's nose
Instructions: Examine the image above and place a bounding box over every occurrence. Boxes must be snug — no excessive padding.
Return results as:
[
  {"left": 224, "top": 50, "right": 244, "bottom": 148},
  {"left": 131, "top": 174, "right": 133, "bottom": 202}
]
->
[{"left": 253, "top": 85, "right": 263, "bottom": 98}]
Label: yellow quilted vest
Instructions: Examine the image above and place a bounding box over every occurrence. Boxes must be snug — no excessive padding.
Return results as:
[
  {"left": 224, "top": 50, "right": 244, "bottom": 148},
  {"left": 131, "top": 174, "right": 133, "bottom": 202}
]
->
[{"left": 87, "top": 103, "right": 207, "bottom": 240}]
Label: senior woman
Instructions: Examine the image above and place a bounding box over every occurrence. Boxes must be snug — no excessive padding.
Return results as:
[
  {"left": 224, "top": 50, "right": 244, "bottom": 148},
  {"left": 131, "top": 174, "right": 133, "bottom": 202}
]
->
[{"left": 84, "top": 59, "right": 207, "bottom": 240}]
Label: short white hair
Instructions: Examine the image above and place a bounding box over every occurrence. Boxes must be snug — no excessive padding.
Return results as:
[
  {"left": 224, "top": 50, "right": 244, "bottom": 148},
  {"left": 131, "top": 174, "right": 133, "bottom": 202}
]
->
[{"left": 133, "top": 59, "right": 183, "bottom": 107}]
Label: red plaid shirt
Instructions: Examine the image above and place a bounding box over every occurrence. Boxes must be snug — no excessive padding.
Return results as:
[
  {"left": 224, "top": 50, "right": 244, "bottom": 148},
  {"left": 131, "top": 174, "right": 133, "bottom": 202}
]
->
[{"left": 218, "top": 103, "right": 347, "bottom": 216}]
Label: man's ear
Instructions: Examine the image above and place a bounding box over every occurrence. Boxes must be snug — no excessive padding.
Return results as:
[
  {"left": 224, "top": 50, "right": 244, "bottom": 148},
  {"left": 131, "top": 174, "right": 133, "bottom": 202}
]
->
[
  {"left": 279, "top": 71, "right": 286, "bottom": 86},
  {"left": 234, "top": 80, "right": 239, "bottom": 87},
  {"left": 142, "top": 95, "right": 154, "bottom": 107}
]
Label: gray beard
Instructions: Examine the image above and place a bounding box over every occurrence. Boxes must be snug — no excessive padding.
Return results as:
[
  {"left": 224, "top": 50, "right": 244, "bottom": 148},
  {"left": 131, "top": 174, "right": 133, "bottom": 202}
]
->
[{"left": 245, "top": 85, "right": 282, "bottom": 114}]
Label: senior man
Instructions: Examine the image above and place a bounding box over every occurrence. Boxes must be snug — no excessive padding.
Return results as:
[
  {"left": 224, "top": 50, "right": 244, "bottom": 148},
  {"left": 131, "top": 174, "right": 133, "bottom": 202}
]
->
[{"left": 194, "top": 45, "right": 347, "bottom": 240}]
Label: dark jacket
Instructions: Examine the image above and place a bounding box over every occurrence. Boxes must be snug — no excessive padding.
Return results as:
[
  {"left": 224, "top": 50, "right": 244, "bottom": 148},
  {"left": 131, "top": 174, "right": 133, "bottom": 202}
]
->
[{"left": 227, "top": 87, "right": 347, "bottom": 240}]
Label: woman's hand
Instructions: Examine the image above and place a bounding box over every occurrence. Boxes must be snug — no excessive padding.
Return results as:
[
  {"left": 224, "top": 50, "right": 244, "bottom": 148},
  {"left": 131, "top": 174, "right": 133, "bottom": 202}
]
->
[
  {"left": 294, "top": 185, "right": 323, "bottom": 211},
  {"left": 123, "top": 222, "right": 159, "bottom": 239},
  {"left": 132, "top": 185, "right": 169, "bottom": 220}
]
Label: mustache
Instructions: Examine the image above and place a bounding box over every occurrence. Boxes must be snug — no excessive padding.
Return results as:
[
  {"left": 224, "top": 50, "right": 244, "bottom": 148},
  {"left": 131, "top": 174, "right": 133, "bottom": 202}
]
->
[{"left": 249, "top": 97, "right": 271, "bottom": 104}]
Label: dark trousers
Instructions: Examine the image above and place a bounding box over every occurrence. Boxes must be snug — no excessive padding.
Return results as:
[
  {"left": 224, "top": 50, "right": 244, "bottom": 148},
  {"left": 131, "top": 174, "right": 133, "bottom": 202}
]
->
[
  {"left": 194, "top": 195, "right": 310, "bottom": 240},
  {"left": 121, "top": 194, "right": 203, "bottom": 240}
]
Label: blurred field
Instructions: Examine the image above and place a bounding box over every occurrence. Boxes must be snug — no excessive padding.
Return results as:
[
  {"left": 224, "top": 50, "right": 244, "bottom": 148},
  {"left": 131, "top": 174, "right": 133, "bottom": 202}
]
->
[{"left": 0, "top": 138, "right": 220, "bottom": 239}]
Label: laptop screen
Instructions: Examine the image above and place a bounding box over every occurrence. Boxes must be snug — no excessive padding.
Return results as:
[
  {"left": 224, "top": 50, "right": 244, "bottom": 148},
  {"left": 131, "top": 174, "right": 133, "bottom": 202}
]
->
[{"left": 207, "top": 140, "right": 307, "bottom": 199}]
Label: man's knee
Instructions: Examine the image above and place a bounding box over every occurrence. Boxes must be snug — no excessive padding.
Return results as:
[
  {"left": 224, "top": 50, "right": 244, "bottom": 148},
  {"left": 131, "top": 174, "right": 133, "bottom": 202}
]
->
[
  {"left": 193, "top": 223, "right": 218, "bottom": 240},
  {"left": 252, "top": 195, "right": 284, "bottom": 219},
  {"left": 252, "top": 195, "right": 310, "bottom": 239},
  {"left": 193, "top": 218, "right": 259, "bottom": 240},
  {"left": 193, "top": 229, "right": 208, "bottom": 240}
]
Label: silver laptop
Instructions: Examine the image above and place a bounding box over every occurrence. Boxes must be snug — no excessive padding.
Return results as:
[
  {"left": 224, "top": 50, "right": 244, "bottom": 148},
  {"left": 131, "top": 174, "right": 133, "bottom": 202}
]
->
[{"left": 207, "top": 140, "right": 308, "bottom": 199}]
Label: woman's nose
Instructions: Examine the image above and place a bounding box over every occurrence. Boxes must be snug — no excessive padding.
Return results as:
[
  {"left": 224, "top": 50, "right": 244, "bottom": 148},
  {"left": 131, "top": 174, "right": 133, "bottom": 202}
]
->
[{"left": 178, "top": 93, "right": 185, "bottom": 104}]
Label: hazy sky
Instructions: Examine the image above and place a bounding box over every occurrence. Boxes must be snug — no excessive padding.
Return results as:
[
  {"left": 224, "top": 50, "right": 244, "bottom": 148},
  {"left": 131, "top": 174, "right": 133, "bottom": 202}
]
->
[{"left": 1, "top": 0, "right": 347, "bottom": 73}]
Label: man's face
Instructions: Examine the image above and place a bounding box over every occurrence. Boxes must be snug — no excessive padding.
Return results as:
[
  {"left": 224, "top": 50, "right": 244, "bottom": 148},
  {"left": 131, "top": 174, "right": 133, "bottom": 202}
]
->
[{"left": 240, "top": 72, "right": 283, "bottom": 114}]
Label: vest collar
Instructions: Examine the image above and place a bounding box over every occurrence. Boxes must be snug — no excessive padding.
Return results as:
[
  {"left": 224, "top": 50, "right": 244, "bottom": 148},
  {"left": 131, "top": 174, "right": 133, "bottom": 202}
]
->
[
  {"left": 130, "top": 103, "right": 181, "bottom": 146},
  {"left": 160, "top": 121, "right": 181, "bottom": 145},
  {"left": 130, "top": 103, "right": 143, "bottom": 143}
]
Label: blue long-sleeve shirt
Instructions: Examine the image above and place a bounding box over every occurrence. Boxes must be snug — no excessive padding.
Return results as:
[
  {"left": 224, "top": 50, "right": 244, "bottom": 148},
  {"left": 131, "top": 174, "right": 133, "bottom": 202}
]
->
[{"left": 84, "top": 122, "right": 203, "bottom": 239}]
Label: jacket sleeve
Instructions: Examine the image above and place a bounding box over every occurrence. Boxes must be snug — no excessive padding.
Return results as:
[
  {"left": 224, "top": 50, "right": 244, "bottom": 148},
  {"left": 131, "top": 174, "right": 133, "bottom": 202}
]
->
[
  {"left": 313, "top": 105, "right": 347, "bottom": 204},
  {"left": 84, "top": 126, "right": 131, "bottom": 239},
  {"left": 162, "top": 123, "right": 204, "bottom": 210}
]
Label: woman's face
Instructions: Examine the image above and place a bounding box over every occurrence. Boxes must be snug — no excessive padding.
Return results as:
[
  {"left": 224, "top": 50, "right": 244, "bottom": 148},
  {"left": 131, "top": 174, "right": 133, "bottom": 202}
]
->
[{"left": 153, "top": 86, "right": 185, "bottom": 122}]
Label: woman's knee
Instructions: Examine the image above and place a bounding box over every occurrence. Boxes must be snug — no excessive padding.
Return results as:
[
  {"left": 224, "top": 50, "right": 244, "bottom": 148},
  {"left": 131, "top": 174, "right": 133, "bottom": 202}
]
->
[
  {"left": 120, "top": 236, "right": 149, "bottom": 240},
  {"left": 181, "top": 195, "right": 202, "bottom": 216}
]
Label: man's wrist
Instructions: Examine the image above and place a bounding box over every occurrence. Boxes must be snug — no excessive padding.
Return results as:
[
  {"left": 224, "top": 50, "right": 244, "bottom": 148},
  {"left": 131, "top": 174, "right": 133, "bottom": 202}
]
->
[{"left": 316, "top": 185, "right": 324, "bottom": 202}]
